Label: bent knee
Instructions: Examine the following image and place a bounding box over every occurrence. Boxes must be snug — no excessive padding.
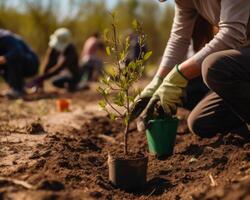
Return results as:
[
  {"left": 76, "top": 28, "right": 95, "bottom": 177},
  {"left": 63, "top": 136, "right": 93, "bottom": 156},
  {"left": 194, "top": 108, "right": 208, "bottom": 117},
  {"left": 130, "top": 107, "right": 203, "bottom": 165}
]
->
[
  {"left": 201, "top": 50, "right": 239, "bottom": 90},
  {"left": 201, "top": 52, "right": 225, "bottom": 89},
  {"left": 187, "top": 113, "right": 216, "bottom": 138}
]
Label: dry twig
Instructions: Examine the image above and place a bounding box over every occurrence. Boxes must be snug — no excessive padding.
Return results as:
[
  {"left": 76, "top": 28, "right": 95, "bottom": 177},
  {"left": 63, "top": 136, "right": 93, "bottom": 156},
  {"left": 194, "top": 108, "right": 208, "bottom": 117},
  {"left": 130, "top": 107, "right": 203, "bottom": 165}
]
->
[
  {"left": 209, "top": 173, "right": 218, "bottom": 187},
  {"left": 0, "top": 177, "right": 34, "bottom": 189}
]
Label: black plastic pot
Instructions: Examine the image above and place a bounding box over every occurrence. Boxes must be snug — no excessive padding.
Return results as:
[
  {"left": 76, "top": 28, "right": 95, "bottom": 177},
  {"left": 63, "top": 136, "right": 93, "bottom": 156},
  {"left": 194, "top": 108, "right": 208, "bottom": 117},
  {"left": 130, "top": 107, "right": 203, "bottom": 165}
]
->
[{"left": 108, "top": 154, "right": 148, "bottom": 191}]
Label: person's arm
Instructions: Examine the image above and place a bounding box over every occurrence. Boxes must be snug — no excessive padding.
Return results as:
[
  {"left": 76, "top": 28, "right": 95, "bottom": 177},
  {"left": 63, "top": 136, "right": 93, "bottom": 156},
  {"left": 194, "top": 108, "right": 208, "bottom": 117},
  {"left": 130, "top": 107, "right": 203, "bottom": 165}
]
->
[
  {"left": 180, "top": 0, "right": 250, "bottom": 80},
  {"left": 41, "top": 48, "right": 59, "bottom": 74},
  {"left": 129, "top": 1, "right": 198, "bottom": 121},
  {"left": 157, "top": 0, "right": 198, "bottom": 78},
  {"left": 39, "top": 54, "right": 66, "bottom": 80},
  {"left": 26, "top": 53, "right": 66, "bottom": 88},
  {"left": 80, "top": 44, "right": 85, "bottom": 59},
  {"left": 0, "top": 56, "right": 6, "bottom": 65}
]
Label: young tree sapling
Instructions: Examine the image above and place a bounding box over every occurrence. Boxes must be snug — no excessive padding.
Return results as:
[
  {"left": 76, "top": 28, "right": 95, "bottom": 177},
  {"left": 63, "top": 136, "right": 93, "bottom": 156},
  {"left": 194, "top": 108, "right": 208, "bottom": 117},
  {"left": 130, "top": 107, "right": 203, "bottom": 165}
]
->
[{"left": 98, "top": 14, "right": 152, "bottom": 155}]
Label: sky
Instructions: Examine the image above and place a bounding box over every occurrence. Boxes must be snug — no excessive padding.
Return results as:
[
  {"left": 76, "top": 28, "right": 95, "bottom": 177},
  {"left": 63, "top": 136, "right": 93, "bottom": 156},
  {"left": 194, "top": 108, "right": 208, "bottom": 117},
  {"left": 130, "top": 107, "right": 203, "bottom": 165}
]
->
[
  {"left": 106, "top": 0, "right": 173, "bottom": 9},
  {"left": 3, "top": 0, "right": 173, "bottom": 18},
  {"left": 107, "top": 0, "right": 117, "bottom": 9},
  {"left": 4, "top": 0, "right": 118, "bottom": 9},
  {"left": 4, "top": 0, "right": 172, "bottom": 9}
]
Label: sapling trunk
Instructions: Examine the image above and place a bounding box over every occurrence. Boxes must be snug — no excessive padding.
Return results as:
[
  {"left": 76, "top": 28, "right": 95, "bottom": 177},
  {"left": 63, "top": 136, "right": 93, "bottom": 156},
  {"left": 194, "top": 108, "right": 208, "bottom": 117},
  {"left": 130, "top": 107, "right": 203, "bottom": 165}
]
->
[
  {"left": 124, "top": 123, "right": 129, "bottom": 155},
  {"left": 124, "top": 89, "right": 130, "bottom": 155}
]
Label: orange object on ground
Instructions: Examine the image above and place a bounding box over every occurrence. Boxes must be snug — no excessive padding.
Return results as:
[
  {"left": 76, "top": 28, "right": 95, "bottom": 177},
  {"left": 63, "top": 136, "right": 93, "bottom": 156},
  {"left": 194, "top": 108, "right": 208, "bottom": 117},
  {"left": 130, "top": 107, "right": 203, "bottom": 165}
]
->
[{"left": 56, "top": 99, "right": 70, "bottom": 112}]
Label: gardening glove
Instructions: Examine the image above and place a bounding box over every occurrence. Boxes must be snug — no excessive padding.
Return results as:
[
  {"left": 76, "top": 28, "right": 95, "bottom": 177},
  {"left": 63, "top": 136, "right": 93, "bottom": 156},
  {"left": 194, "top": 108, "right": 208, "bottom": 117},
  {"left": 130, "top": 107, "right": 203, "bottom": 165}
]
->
[
  {"left": 129, "top": 75, "right": 163, "bottom": 121},
  {"left": 137, "top": 65, "right": 188, "bottom": 131}
]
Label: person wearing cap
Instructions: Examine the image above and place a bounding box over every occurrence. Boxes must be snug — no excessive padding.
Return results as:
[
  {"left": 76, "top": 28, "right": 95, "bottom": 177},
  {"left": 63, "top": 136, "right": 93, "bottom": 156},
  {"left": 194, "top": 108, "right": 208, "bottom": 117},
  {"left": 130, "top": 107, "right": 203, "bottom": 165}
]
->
[
  {"left": 0, "top": 29, "right": 39, "bottom": 99},
  {"left": 131, "top": 0, "right": 250, "bottom": 139},
  {"left": 27, "top": 28, "right": 80, "bottom": 92}
]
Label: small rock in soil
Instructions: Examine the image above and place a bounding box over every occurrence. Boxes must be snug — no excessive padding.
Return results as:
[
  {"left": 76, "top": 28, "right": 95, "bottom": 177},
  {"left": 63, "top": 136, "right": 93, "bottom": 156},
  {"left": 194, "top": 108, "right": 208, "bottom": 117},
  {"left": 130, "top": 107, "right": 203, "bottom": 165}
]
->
[
  {"left": 26, "top": 122, "right": 44, "bottom": 135},
  {"left": 89, "top": 191, "right": 103, "bottom": 198}
]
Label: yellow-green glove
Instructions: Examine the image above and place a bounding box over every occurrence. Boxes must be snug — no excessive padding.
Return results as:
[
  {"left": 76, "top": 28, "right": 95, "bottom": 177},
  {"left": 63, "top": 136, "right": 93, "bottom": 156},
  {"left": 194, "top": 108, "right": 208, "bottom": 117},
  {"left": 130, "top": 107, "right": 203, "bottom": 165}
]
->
[
  {"left": 139, "top": 65, "right": 188, "bottom": 127},
  {"left": 152, "top": 65, "right": 188, "bottom": 114},
  {"left": 129, "top": 76, "right": 163, "bottom": 121}
]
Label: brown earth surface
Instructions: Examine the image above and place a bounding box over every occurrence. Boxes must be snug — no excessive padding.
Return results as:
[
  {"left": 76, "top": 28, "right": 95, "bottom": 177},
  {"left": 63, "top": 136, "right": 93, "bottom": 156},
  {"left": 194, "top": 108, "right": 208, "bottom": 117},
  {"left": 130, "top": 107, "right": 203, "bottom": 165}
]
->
[{"left": 0, "top": 84, "right": 250, "bottom": 200}]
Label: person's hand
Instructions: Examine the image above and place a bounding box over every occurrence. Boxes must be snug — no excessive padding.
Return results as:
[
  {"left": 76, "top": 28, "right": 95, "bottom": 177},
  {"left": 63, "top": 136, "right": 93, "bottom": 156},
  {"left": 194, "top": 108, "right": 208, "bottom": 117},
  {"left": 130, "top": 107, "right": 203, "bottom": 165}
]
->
[
  {"left": 129, "top": 75, "right": 163, "bottom": 121},
  {"left": 137, "top": 65, "right": 188, "bottom": 131},
  {"left": 26, "top": 77, "right": 44, "bottom": 89},
  {"left": 0, "top": 56, "right": 7, "bottom": 65}
]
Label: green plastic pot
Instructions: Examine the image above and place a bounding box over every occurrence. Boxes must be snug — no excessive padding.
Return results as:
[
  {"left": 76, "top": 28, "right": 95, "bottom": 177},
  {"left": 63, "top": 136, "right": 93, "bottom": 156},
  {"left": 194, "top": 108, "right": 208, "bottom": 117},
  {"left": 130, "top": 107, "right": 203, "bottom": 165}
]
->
[{"left": 146, "top": 118, "right": 179, "bottom": 157}]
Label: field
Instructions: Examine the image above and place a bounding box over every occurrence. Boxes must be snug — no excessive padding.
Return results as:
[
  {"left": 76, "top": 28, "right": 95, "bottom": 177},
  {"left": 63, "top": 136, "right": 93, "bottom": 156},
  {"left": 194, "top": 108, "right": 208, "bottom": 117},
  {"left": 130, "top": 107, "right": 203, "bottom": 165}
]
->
[{"left": 0, "top": 83, "right": 250, "bottom": 200}]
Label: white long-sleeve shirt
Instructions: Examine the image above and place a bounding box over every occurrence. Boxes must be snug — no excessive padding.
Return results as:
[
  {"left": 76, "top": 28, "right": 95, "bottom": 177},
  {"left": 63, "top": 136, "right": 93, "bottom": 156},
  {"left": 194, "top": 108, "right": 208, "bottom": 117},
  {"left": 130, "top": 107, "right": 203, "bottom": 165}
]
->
[{"left": 160, "top": 0, "right": 250, "bottom": 68}]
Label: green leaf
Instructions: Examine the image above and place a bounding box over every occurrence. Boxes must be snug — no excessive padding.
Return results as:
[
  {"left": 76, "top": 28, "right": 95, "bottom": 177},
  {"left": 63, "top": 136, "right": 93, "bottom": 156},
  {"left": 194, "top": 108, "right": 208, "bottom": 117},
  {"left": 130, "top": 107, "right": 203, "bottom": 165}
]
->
[
  {"left": 100, "top": 77, "right": 107, "bottom": 85},
  {"left": 124, "top": 116, "right": 129, "bottom": 126},
  {"left": 98, "top": 100, "right": 107, "bottom": 109},
  {"left": 111, "top": 11, "right": 116, "bottom": 19},
  {"left": 113, "top": 92, "right": 125, "bottom": 107},
  {"left": 128, "top": 95, "right": 136, "bottom": 103},
  {"left": 109, "top": 113, "right": 117, "bottom": 121},
  {"left": 97, "top": 86, "right": 110, "bottom": 97},
  {"left": 106, "top": 46, "right": 111, "bottom": 56},
  {"left": 143, "top": 51, "right": 152, "bottom": 61},
  {"left": 103, "top": 28, "right": 110, "bottom": 41},
  {"left": 101, "top": 76, "right": 111, "bottom": 85},
  {"left": 120, "top": 51, "right": 126, "bottom": 61},
  {"left": 125, "top": 36, "right": 130, "bottom": 50},
  {"left": 132, "top": 19, "right": 138, "bottom": 30},
  {"left": 97, "top": 86, "right": 104, "bottom": 94}
]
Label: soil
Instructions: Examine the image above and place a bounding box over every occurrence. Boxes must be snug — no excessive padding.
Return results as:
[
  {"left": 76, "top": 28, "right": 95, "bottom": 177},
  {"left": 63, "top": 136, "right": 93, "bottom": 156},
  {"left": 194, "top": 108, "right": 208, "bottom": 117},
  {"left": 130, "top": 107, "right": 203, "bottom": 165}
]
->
[{"left": 0, "top": 83, "right": 249, "bottom": 200}]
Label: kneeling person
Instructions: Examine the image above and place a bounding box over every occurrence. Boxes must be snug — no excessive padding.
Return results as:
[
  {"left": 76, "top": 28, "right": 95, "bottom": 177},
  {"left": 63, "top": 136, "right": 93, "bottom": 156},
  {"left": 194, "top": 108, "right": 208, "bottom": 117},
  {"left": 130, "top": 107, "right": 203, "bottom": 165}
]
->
[
  {"left": 0, "top": 29, "right": 39, "bottom": 99},
  {"left": 28, "top": 28, "right": 80, "bottom": 92}
]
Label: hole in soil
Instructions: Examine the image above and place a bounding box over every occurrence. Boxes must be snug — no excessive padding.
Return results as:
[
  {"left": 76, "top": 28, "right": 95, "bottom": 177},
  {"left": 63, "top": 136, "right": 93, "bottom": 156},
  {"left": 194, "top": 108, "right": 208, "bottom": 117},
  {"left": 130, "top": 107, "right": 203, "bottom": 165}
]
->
[
  {"left": 199, "top": 155, "right": 228, "bottom": 170},
  {"left": 36, "top": 180, "right": 65, "bottom": 191},
  {"left": 181, "top": 144, "right": 203, "bottom": 156},
  {"left": 79, "top": 138, "right": 102, "bottom": 152},
  {"left": 89, "top": 191, "right": 103, "bottom": 199},
  {"left": 26, "top": 122, "right": 44, "bottom": 135},
  {"left": 146, "top": 177, "right": 173, "bottom": 196}
]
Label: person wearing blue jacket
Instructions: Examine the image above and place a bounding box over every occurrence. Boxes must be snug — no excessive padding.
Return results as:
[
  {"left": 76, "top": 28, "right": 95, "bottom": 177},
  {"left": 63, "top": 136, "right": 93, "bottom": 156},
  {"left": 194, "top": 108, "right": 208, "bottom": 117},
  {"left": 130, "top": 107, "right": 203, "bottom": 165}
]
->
[{"left": 0, "top": 29, "right": 39, "bottom": 99}]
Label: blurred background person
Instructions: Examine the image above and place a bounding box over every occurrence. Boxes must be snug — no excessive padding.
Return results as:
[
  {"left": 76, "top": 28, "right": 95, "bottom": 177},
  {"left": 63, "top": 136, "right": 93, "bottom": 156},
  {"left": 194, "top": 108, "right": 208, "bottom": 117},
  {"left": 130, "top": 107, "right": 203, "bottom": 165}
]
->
[
  {"left": 123, "top": 31, "right": 148, "bottom": 67},
  {"left": 0, "top": 29, "right": 39, "bottom": 99},
  {"left": 78, "top": 32, "right": 105, "bottom": 87},
  {"left": 27, "top": 28, "right": 81, "bottom": 93}
]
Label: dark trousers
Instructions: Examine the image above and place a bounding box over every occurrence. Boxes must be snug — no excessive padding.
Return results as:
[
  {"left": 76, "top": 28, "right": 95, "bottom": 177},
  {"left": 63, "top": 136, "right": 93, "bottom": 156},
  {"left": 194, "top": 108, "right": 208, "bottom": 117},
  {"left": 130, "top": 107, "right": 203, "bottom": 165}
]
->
[
  {"left": 52, "top": 74, "right": 81, "bottom": 92},
  {"left": 1, "top": 53, "right": 39, "bottom": 91},
  {"left": 43, "top": 60, "right": 80, "bottom": 91},
  {"left": 80, "top": 58, "right": 103, "bottom": 82},
  {"left": 188, "top": 47, "right": 250, "bottom": 138},
  {"left": 184, "top": 76, "right": 209, "bottom": 110},
  {"left": 80, "top": 63, "right": 94, "bottom": 82}
]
